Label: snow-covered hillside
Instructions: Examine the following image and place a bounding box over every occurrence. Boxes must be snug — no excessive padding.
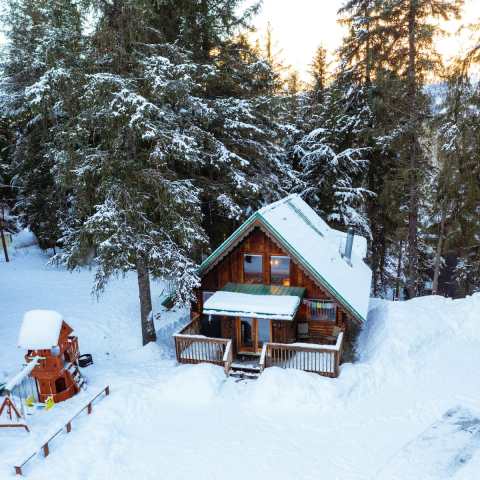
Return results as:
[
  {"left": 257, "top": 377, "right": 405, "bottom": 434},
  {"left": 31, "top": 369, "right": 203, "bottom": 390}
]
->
[{"left": 1, "top": 246, "right": 480, "bottom": 479}]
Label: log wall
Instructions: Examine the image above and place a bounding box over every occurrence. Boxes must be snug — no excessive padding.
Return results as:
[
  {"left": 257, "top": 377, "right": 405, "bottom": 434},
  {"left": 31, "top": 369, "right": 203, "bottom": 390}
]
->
[{"left": 195, "top": 225, "right": 353, "bottom": 346}]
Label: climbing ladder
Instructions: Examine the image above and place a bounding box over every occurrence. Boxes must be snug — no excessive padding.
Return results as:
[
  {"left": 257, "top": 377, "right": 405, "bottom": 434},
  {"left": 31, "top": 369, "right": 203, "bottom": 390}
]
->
[{"left": 65, "top": 362, "right": 87, "bottom": 391}]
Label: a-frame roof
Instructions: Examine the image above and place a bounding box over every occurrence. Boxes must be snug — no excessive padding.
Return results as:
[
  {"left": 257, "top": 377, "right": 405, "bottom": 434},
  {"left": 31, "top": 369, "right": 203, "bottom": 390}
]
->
[{"left": 198, "top": 195, "right": 372, "bottom": 323}]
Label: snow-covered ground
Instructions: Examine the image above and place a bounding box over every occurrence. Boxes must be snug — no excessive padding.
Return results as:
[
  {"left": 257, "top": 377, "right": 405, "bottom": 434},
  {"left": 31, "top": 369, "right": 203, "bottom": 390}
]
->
[{"left": 1, "top": 244, "right": 480, "bottom": 479}]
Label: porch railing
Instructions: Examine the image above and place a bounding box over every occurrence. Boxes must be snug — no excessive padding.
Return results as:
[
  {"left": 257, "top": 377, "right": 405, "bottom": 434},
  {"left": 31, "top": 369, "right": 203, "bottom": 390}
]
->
[
  {"left": 174, "top": 314, "right": 233, "bottom": 375},
  {"left": 259, "top": 332, "right": 344, "bottom": 378}
]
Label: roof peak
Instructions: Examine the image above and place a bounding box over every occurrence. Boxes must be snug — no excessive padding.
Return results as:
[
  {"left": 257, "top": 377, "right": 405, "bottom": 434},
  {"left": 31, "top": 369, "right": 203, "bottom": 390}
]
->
[{"left": 257, "top": 194, "right": 300, "bottom": 214}]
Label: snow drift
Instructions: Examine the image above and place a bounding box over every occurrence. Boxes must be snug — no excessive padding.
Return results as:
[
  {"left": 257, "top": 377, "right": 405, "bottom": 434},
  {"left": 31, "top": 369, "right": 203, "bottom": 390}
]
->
[{"left": 1, "top": 247, "right": 480, "bottom": 479}]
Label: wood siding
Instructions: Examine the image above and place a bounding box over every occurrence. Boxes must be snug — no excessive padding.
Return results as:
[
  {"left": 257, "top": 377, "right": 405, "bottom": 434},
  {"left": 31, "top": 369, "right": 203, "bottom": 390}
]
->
[{"left": 194, "top": 226, "right": 353, "bottom": 342}]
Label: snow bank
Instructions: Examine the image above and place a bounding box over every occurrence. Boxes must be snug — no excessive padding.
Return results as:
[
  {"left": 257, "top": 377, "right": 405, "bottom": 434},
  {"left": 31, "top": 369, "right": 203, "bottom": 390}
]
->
[
  {"left": 158, "top": 363, "right": 226, "bottom": 404},
  {"left": 358, "top": 295, "right": 480, "bottom": 374},
  {"left": 12, "top": 228, "right": 38, "bottom": 249},
  {"left": 3, "top": 249, "right": 480, "bottom": 480},
  {"left": 251, "top": 367, "right": 336, "bottom": 411}
]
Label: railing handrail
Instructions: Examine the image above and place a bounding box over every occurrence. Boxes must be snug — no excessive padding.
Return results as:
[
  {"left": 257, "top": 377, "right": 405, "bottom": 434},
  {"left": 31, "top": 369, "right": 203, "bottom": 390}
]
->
[
  {"left": 174, "top": 313, "right": 201, "bottom": 336},
  {"left": 265, "top": 342, "right": 339, "bottom": 354},
  {"left": 222, "top": 340, "right": 233, "bottom": 375},
  {"left": 263, "top": 333, "right": 345, "bottom": 378},
  {"left": 334, "top": 331, "right": 344, "bottom": 350},
  {"left": 222, "top": 339, "right": 232, "bottom": 363},
  {"left": 173, "top": 333, "right": 229, "bottom": 344},
  {"left": 259, "top": 343, "right": 268, "bottom": 371}
]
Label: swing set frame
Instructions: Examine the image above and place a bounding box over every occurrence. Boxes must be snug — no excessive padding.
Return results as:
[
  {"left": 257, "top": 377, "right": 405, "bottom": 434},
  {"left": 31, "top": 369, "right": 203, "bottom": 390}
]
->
[{"left": 0, "top": 396, "right": 30, "bottom": 432}]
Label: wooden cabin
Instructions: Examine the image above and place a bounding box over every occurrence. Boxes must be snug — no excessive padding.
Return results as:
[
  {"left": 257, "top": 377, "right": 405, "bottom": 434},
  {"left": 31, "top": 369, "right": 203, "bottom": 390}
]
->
[
  {"left": 174, "top": 194, "right": 372, "bottom": 378},
  {"left": 18, "top": 310, "right": 84, "bottom": 402}
]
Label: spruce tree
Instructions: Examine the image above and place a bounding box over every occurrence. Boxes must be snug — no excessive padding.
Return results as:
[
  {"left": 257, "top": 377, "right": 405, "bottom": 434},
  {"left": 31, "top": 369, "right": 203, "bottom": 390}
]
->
[
  {"left": 293, "top": 67, "right": 372, "bottom": 236},
  {"left": 379, "top": 0, "right": 463, "bottom": 297},
  {"left": 46, "top": 0, "right": 295, "bottom": 345},
  {"left": 1, "top": 0, "right": 84, "bottom": 249},
  {"left": 434, "top": 69, "right": 480, "bottom": 296}
]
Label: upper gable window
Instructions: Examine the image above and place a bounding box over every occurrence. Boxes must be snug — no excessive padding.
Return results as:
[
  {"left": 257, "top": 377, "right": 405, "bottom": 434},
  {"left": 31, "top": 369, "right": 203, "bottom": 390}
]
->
[
  {"left": 270, "top": 256, "right": 290, "bottom": 286},
  {"left": 243, "top": 254, "right": 263, "bottom": 284}
]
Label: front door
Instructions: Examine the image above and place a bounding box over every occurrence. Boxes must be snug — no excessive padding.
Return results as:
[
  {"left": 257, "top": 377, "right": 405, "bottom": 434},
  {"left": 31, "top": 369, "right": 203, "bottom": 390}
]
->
[{"left": 237, "top": 317, "right": 271, "bottom": 354}]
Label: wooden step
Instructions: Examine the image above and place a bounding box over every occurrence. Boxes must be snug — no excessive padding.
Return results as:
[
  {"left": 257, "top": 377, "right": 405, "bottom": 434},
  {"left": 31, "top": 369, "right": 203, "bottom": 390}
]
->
[
  {"left": 229, "top": 364, "right": 261, "bottom": 380},
  {"left": 230, "top": 363, "right": 261, "bottom": 374},
  {"left": 229, "top": 370, "right": 260, "bottom": 380}
]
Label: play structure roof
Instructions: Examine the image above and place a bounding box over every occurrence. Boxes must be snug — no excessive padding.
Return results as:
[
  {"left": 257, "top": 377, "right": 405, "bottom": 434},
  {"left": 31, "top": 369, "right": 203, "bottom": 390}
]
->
[{"left": 18, "top": 310, "right": 64, "bottom": 350}]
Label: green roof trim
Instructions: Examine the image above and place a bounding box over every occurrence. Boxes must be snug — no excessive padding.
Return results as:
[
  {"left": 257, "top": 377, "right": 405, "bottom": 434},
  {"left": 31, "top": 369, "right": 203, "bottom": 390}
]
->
[
  {"left": 221, "top": 282, "right": 306, "bottom": 298},
  {"left": 198, "top": 212, "right": 260, "bottom": 275},
  {"left": 197, "top": 204, "right": 367, "bottom": 324},
  {"left": 259, "top": 216, "right": 366, "bottom": 323}
]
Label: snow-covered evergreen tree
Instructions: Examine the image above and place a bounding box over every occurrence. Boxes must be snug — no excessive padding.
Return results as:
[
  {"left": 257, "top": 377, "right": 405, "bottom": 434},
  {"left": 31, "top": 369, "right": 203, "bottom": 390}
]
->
[
  {"left": 1, "top": 0, "right": 84, "bottom": 248},
  {"left": 434, "top": 73, "right": 480, "bottom": 295},
  {"left": 293, "top": 68, "right": 372, "bottom": 236}
]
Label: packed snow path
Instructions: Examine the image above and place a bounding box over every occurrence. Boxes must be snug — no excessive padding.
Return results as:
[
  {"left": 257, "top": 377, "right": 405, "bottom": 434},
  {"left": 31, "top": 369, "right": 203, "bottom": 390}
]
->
[
  {"left": 1, "top": 247, "right": 480, "bottom": 479},
  {"left": 377, "top": 406, "right": 480, "bottom": 480}
]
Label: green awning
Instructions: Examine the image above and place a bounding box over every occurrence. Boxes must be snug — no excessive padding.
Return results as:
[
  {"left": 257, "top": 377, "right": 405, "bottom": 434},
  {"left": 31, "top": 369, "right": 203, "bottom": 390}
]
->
[{"left": 221, "top": 282, "right": 306, "bottom": 298}]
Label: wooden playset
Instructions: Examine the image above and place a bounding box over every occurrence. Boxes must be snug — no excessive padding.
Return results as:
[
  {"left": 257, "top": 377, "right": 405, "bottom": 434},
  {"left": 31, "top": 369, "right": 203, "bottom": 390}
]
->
[
  {"left": 0, "top": 310, "right": 87, "bottom": 434},
  {"left": 18, "top": 310, "right": 86, "bottom": 403}
]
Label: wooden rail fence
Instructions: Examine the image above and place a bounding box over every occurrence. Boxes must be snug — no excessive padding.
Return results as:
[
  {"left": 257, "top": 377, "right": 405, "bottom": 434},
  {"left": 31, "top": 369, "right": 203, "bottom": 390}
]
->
[
  {"left": 260, "top": 332, "right": 344, "bottom": 377},
  {"left": 14, "top": 386, "right": 110, "bottom": 476},
  {"left": 174, "top": 316, "right": 233, "bottom": 374}
]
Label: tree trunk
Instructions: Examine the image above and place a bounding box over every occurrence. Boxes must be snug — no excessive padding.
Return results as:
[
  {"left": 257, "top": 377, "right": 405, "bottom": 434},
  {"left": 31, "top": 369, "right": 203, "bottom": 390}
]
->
[
  {"left": 0, "top": 227, "right": 9, "bottom": 263},
  {"left": 432, "top": 205, "right": 447, "bottom": 295},
  {"left": 395, "top": 239, "right": 403, "bottom": 300},
  {"left": 0, "top": 205, "right": 9, "bottom": 263},
  {"left": 406, "top": 0, "right": 419, "bottom": 298},
  {"left": 136, "top": 256, "right": 157, "bottom": 345}
]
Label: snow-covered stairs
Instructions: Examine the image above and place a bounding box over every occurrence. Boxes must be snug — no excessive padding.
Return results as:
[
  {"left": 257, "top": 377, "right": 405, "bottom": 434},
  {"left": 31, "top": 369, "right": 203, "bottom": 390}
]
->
[{"left": 228, "top": 363, "right": 261, "bottom": 380}]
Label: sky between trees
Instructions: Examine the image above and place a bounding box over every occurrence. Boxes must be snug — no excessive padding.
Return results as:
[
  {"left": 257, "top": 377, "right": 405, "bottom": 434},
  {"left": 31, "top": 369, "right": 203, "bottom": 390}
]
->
[{"left": 250, "top": 0, "right": 479, "bottom": 82}]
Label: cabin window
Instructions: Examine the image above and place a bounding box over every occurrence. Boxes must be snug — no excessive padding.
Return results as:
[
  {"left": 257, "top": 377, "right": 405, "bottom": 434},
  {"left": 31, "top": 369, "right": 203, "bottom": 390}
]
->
[
  {"left": 304, "top": 299, "right": 337, "bottom": 322},
  {"left": 270, "top": 256, "right": 290, "bottom": 286},
  {"left": 243, "top": 254, "right": 263, "bottom": 283}
]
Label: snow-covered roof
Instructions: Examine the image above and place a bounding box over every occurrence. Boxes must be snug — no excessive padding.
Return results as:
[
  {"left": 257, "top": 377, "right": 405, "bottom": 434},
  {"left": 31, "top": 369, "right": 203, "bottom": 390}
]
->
[
  {"left": 199, "top": 194, "right": 372, "bottom": 323},
  {"left": 3, "top": 357, "right": 40, "bottom": 392},
  {"left": 203, "top": 291, "right": 301, "bottom": 321},
  {"left": 18, "top": 310, "right": 64, "bottom": 350}
]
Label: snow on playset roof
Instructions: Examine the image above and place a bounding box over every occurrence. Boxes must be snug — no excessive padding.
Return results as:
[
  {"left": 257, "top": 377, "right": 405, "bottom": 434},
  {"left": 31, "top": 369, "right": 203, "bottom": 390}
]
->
[
  {"left": 199, "top": 194, "right": 372, "bottom": 322},
  {"left": 203, "top": 291, "right": 301, "bottom": 321},
  {"left": 18, "top": 310, "right": 64, "bottom": 350}
]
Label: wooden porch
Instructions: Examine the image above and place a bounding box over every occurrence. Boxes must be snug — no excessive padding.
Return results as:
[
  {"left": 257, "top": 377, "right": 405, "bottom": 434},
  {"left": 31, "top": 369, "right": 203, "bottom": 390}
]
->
[{"left": 173, "top": 314, "right": 344, "bottom": 378}]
